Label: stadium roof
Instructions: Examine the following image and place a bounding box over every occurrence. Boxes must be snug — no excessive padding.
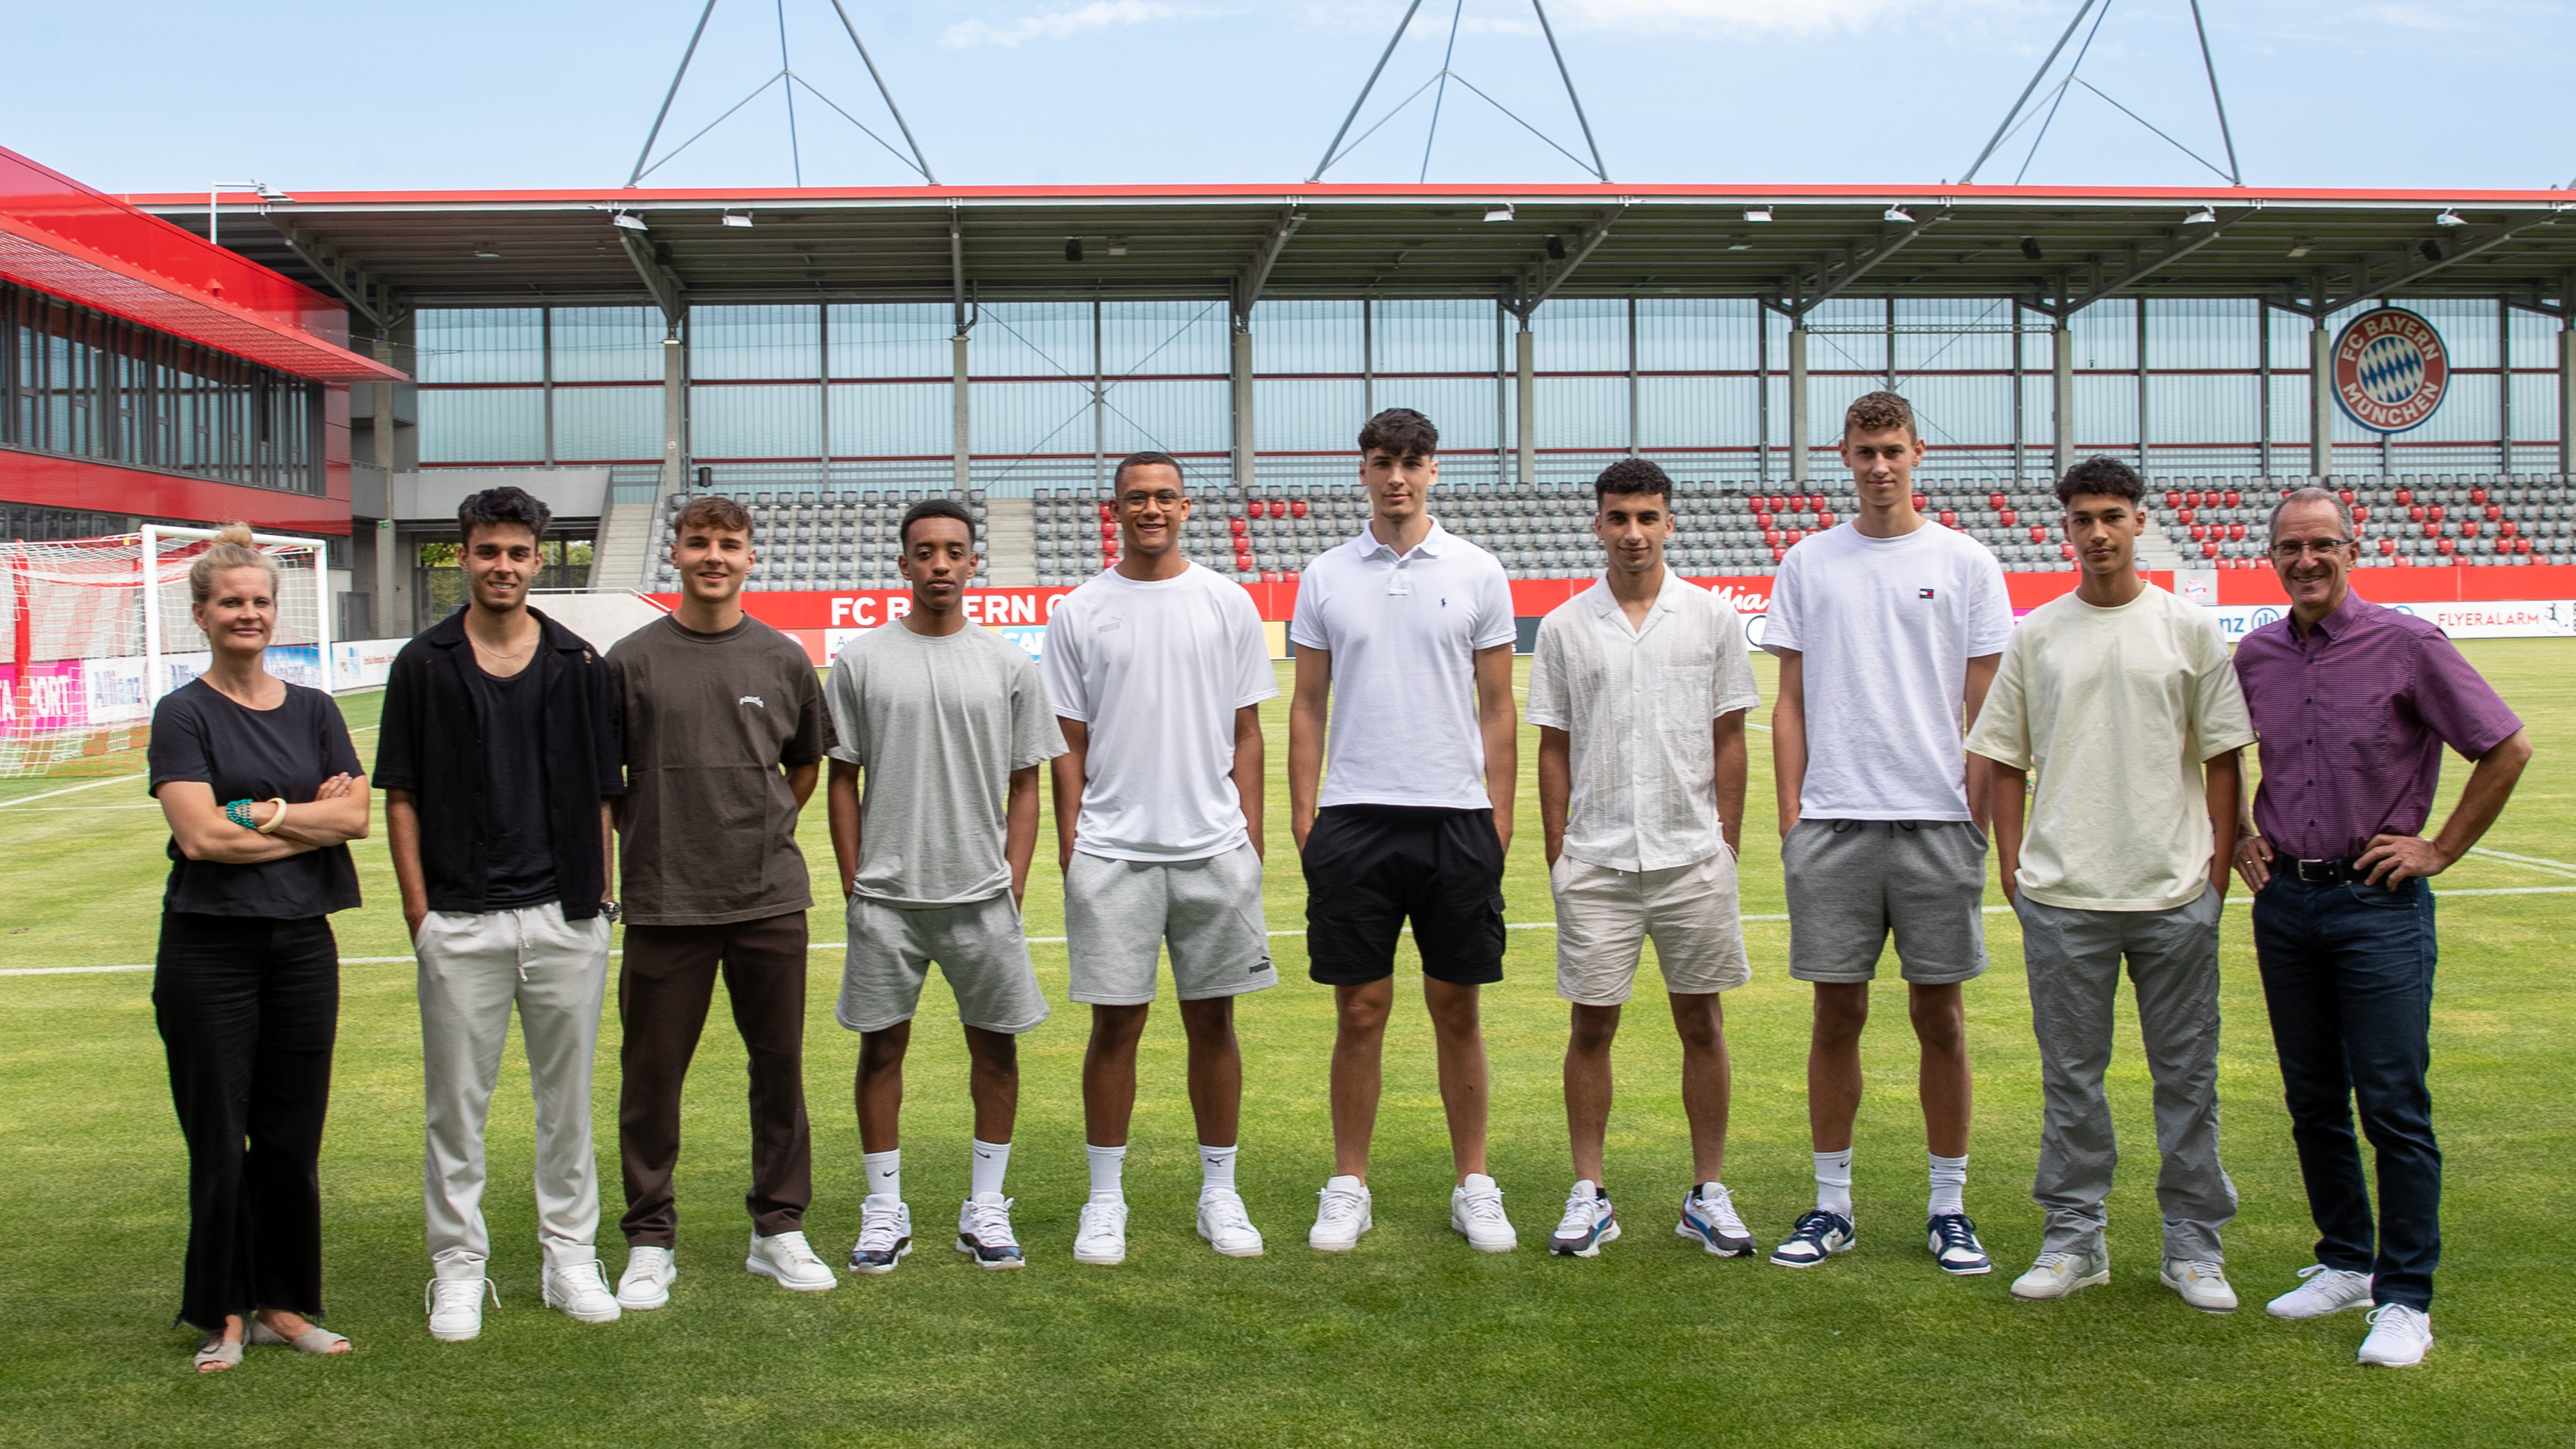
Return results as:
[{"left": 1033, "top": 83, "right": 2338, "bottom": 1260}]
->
[{"left": 132, "top": 182, "right": 2576, "bottom": 324}]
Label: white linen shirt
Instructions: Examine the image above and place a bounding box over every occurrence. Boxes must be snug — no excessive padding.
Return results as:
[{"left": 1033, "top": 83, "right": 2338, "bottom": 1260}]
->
[
  {"left": 1526, "top": 571, "right": 1762, "bottom": 871},
  {"left": 1289, "top": 518, "right": 1517, "bottom": 811}
]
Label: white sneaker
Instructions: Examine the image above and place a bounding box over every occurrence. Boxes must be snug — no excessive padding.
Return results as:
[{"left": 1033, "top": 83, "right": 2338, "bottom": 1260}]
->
[
  {"left": 1549, "top": 1180, "right": 1619, "bottom": 1257},
  {"left": 542, "top": 1259, "right": 623, "bottom": 1323},
  {"left": 1451, "top": 1173, "right": 1517, "bottom": 1253},
  {"left": 846, "top": 1196, "right": 913, "bottom": 1276},
  {"left": 2161, "top": 1258, "right": 2239, "bottom": 1313},
  {"left": 2357, "top": 1304, "right": 2433, "bottom": 1367},
  {"left": 1676, "top": 1183, "right": 1758, "bottom": 1257},
  {"left": 957, "top": 1194, "right": 1026, "bottom": 1269},
  {"left": 2010, "top": 1249, "right": 2110, "bottom": 1301},
  {"left": 426, "top": 1275, "right": 497, "bottom": 1343},
  {"left": 1197, "top": 1188, "right": 1266, "bottom": 1257},
  {"left": 1309, "top": 1175, "right": 1373, "bottom": 1252},
  {"left": 617, "top": 1247, "right": 676, "bottom": 1310},
  {"left": 746, "top": 1229, "right": 838, "bottom": 1292},
  {"left": 2266, "top": 1264, "right": 2374, "bottom": 1319},
  {"left": 1074, "top": 1195, "right": 1128, "bottom": 1266}
]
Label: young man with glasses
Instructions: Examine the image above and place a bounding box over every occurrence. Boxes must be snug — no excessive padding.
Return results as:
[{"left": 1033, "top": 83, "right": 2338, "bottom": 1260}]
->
[
  {"left": 1043, "top": 453, "right": 1278, "bottom": 1266},
  {"left": 1764, "top": 390, "right": 2012, "bottom": 1277},
  {"left": 829, "top": 499, "right": 1065, "bottom": 1273},
  {"left": 1965, "top": 457, "right": 2254, "bottom": 1313},
  {"left": 609, "top": 494, "right": 838, "bottom": 1306},
  {"left": 1527, "top": 459, "right": 1762, "bottom": 1259},
  {"left": 2230, "top": 486, "right": 2530, "bottom": 1367},
  {"left": 1289, "top": 408, "right": 1522, "bottom": 1253},
  {"left": 381, "top": 485, "right": 627, "bottom": 1340}
]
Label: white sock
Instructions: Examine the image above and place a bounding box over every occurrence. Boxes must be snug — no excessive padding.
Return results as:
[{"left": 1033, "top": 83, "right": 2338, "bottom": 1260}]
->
[
  {"left": 1814, "top": 1149, "right": 1854, "bottom": 1217},
  {"left": 1929, "top": 1152, "right": 1968, "bottom": 1218},
  {"left": 1199, "top": 1143, "right": 1239, "bottom": 1194},
  {"left": 862, "top": 1148, "right": 901, "bottom": 1201},
  {"left": 1086, "top": 1143, "right": 1127, "bottom": 1200},
  {"left": 970, "top": 1138, "right": 1012, "bottom": 1200}
]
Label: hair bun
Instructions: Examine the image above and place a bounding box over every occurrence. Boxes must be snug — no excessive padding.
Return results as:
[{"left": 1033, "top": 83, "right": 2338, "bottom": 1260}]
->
[{"left": 214, "top": 521, "right": 256, "bottom": 548}]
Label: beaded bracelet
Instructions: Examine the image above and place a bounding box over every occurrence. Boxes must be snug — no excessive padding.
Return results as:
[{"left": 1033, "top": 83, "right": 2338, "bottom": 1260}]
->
[{"left": 223, "top": 799, "right": 257, "bottom": 829}]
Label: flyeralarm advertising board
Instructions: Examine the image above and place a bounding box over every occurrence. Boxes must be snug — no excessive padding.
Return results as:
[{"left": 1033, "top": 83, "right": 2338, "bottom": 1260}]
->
[{"left": 2332, "top": 307, "right": 2449, "bottom": 433}]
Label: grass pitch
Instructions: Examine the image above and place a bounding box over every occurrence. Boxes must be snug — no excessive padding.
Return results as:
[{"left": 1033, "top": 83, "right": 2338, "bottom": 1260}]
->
[{"left": 1, "top": 641, "right": 2572, "bottom": 1447}]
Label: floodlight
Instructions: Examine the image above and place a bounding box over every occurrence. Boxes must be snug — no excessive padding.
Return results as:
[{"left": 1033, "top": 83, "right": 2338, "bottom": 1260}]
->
[
  {"left": 1065, "top": 238, "right": 1085, "bottom": 262},
  {"left": 1742, "top": 208, "right": 1772, "bottom": 223},
  {"left": 2183, "top": 207, "right": 2217, "bottom": 225},
  {"left": 2286, "top": 239, "right": 2312, "bottom": 258},
  {"left": 1884, "top": 205, "right": 1913, "bottom": 223},
  {"left": 611, "top": 211, "right": 650, "bottom": 232},
  {"left": 2019, "top": 236, "right": 2043, "bottom": 261},
  {"left": 1545, "top": 235, "right": 1567, "bottom": 260},
  {"left": 721, "top": 211, "right": 753, "bottom": 228},
  {"left": 2434, "top": 209, "right": 2466, "bottom": 227},
  {"left": 1483, "top": 203, "right": 1515, "bottom": 223},
  {"left": 255, "top": 184, "right": 292, "bottom": 204}
]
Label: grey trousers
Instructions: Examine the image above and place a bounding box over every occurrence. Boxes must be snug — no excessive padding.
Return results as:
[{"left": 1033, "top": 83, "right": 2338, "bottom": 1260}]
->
[
  {"left": 2016, "top": 889, "right": 2236, "bottom": 1263},
  {"left": 418, "top": 902, "right": 611, "bottom": 1278}
]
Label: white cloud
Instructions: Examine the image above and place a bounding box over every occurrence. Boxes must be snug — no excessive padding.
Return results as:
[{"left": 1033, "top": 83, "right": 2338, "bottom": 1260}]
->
[{"left": 940, "top": 1, "right": 1227, "bottom": 49}]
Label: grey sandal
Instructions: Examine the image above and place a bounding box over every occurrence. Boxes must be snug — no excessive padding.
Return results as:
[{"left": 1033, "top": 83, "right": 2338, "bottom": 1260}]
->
[
  {"left": 193, "top": 1334, "right": 244, "bottom": 1373},
  {"left": 249, "top": 1318, "right": 350, "bottom": 1355}
]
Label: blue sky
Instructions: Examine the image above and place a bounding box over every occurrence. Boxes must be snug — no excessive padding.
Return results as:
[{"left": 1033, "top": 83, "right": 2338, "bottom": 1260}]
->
[{"left": 9, "top": 1, "right": 2571, "bottom": 193}]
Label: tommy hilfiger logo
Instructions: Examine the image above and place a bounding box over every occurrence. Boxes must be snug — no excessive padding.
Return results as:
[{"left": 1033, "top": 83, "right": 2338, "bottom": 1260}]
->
[
  {"left": 740, "top": 695, "right": 767, "bottom": 708},
  {"left": 1917, "top": 588, "right": 1937, "bottom": 599}
]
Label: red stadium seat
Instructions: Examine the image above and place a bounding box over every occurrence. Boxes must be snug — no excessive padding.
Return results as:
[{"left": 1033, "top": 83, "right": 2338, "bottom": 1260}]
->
[
  {"left": 2060, "top": 542, "right": 2075, "bottom": 559},
  {"left": 2407, "top": 505, "right": 2425, "bottom": 522},
  {"left": 1911, "top": 494, "right": 1928, "bottom": 511},
  {"left": 2202, "top": 541, "right": 2220, "bottom": 558},
  {"left": 2029, "top": 526, "right": 2046, "bottom": 542},
  {"left": 2380, "top": 539, "right": 2397, "bottom": 554},
  {"left": 2224, "top": 490, "right": 2243, "bottom": 508},
  {"left": 2353, "top": 505, "right": 2370, "bottom": 522},
  {"left": 2461, "top": 521, "right": 2482, "bottom": 539},
  {"left": 1938, "top": 509, "right": 1957, "bottom": 526},
  {"left": 2185, "top": 491, "right": 2204, "bottom": 507},
  {"left": 1817, "top": 509, "right": 1836, "bottom": 527},
  {"left": 2163, "top": 491, "right": 2183, "bottom": 508},
  {"left": 2437, "top": 539, "right": 2455, "bottom": 555},
  {"left": 1230, "top": 516, "right": 1248, "bottom": 535},
  {"left": 2177, "top": 506, "right": 2195, "bottom": 524},
  {"left": 2485, "top": 505, "right": 2502, "bottom": 521},
  {"left": 2470, "top": 487, "right": 2488, "bottom": 505},
  {"left": 1998, "top": 508, "right": 2016, "bottom": 527},
  {"left": 2338, "top": 489, "right": 2355, "bottom": 504},
  {"left": 1988, "top": 492, "right": 2006, "bottom": 510},
  {"left": 1289, "top": 498, "right": 1308, "bottom": 518},
  {"left": 2394, "top": 488, "right": 2413, "bottom": 504}
]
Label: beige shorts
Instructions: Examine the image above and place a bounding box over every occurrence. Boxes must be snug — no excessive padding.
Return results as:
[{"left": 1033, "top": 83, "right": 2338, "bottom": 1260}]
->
[{"left": 1551, "top": 850, "right": 1751, "bottom": 1005}]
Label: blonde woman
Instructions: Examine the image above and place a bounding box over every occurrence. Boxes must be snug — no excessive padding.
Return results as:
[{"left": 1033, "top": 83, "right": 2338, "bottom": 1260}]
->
[{"left": 147, "top": 524, "right": 370, "bottom": 1373}]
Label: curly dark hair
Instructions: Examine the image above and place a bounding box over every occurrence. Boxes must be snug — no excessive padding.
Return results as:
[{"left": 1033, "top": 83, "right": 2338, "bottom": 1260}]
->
[
  {"left": 2055, "top": 456, "right": 2146, "bottom": 507},
  {"left": 1358, "top": 407, "right": 1439, "bottom": 459},
  {"left": 1593, "top": 458, "right": 1672, "bottom": 507},
  {"left": 457, "top": 485, "right": 552, "bottom": 545},
  {"left": 901, "top": 497, "right": 979, "bottom": 550},
  {"left": 1842, "top": 390, "right": 1916, "bottom": 440}
]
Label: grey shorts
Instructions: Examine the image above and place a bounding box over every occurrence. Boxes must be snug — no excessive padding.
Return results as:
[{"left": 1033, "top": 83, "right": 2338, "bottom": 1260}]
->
[
  {"left": 1782, "top": 818, "right": 1990, "bottom": 986},
  {"left": 837, "top": 892, "right": 1050, "bottom": 1035},
  {"left": 1065, "top": 844, "right": 1277, "bottom": 1006}
]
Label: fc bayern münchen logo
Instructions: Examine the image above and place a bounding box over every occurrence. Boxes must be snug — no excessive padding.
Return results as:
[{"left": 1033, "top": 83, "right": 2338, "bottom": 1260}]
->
[{"left": 2332, "top": 307, "right": 2449, "bottom": 433}]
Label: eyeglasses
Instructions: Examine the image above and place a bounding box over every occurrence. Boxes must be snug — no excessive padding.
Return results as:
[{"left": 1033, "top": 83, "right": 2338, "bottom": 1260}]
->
[{"left": 2268, "top": 538, "right": 2353, "bottom": 560}]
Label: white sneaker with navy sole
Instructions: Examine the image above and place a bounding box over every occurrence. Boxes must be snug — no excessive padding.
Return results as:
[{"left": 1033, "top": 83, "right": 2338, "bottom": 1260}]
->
[
  {"left": 1769, "top": 1210, "right": 1856, "bottom": 1267},
  {"left": 1549, "top": 1181, "right": 1618, "bottom": 1257},
  {"left": 1677, "top": 1183, "right": 1758, "bottom": 1256},
  {"left": 957, "top": 1194, "right": 1026, "bottom": 1269},
  {"left": 746, "top": 1229, "right": 838, "bottom": 1291},
  {"left": 1927, "top": 1213, "right": 1993, "bottom": 1275},
  {"left": 846, "top": 1196, "right": 912, "bottom": 1276}
]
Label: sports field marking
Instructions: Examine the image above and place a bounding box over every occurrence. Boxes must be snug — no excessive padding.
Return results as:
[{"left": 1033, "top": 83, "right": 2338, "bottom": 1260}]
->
[
  {"left": 12, "top": 886, "right": 2572, "bottom": 979},
  {"left": 2467, "top": 845, "right": 2576, "bottom": 877},
  {"left": 0, "top": 774, "right": 145, "bottom": 808}
]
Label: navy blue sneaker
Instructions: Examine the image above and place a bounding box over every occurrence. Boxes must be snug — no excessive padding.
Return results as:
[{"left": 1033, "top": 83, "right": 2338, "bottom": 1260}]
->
[
  {"left": 1926, "top": 1213, "right": 1992, "bottom": 1276},
  {"left": 1548, "top": 1181, "right": 1620, "bottom": 1257},
  {"left": 1769, "top": 1209, "right": 1857, "bottom": 1268},
  {"left": 955, "top": 1194, "right": 1025, "bottom": 1270}
]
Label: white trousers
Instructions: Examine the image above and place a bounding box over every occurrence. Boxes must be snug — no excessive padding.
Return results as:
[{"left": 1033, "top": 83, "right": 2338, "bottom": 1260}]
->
[{"left": 417, "top": 901, "right": 611, "bottom": 1277}]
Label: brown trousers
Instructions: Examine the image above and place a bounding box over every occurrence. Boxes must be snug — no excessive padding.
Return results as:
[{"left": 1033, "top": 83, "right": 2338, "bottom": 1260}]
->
[{"left": 617, "top": 912, "right": 813, "bottom": 1246}]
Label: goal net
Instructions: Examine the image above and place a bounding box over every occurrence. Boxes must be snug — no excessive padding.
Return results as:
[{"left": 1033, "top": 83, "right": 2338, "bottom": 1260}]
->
[{"left": 0, "top": 527, "right": 327, "bottom": 779}]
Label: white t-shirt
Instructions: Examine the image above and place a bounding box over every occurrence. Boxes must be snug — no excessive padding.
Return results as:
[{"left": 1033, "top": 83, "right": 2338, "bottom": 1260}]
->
[
  {"left": 1965, "top": 583, "right": 2255, "bottom": 911},
  {"left": 1763, "top": 519, "right": 2014, "bottom": 821},
  {"left": 1289, "top": 519, "right": 1517, "bottom": 811},
  {"left": 1040, "top": 563, "right": 1279, "bottom": 861},
  {"left": 1526, "top": 572, "right": 1762, "bottom": 871}
]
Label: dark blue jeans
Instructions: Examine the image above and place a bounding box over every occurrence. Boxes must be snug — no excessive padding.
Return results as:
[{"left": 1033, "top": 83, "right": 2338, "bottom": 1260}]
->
[{"left": 2248, "top": 874, "right": 2440, "bottom": 1310}]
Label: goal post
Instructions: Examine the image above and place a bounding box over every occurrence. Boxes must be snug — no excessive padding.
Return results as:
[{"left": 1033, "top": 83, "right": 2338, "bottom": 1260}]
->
[{"left": 0, "top": 527, "right": 330, "bottom": 779}]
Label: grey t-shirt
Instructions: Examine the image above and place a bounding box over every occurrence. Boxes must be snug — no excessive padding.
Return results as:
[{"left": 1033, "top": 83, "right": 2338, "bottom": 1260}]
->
[{"left": 825, "top": 621, "right": 1067, "bottom": 907}]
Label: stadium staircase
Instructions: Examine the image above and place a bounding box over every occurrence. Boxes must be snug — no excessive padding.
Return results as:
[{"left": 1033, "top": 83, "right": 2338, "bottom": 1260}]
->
[
  {"left": 591, "top": 494, "right": 660, "bottom": 590},
  {"left": 983, "top": 497, "right": 1038, "bottom": 585}
]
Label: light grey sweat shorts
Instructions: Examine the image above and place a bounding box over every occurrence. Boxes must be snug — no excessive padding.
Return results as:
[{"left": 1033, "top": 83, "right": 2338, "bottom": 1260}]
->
[
  {"left": 837, "top": 891, "right": 1051, "bottom": 1035},
  {"left": 1065, "top": 844, "right": 1278, "bottom": 1006},
  {"left": 1781, "top": 818, "right": 1990, "bottom": 986}
]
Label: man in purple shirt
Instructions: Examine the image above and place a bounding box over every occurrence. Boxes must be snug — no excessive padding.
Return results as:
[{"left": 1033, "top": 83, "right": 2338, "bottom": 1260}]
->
[{"left": 2231, "top": 487, "right": 2531, "bottom": 1370}]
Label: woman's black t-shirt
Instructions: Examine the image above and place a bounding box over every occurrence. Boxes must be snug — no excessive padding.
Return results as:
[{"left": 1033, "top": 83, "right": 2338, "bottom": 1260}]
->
[{"left": 147, "top": 680, "right": 366, "bottom": 919}]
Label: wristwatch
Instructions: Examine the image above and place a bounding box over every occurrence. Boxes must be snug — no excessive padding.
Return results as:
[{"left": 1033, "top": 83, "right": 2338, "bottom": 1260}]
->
[{"left": 599, "top": 899, "right": 622, "bottom": 924}]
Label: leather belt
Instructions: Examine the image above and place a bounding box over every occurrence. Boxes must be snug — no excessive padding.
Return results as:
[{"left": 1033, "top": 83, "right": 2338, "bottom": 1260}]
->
[{"left": 2291, "top": 857, "right": 2360, "bottom": 885}]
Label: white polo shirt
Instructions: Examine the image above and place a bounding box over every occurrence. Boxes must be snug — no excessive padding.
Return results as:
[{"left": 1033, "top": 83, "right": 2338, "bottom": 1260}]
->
[
  {"left": 1289, "top": 518, "right": 1517, "bottom": 811},
  {"left": 1526, "top": 571, "right": 1762, "bottom": 871}
]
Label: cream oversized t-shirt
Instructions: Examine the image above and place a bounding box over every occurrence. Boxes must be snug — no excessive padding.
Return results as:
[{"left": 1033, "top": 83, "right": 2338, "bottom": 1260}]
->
[{"left": 1965, "top": 582, "right": 2255, "bottom": 911}]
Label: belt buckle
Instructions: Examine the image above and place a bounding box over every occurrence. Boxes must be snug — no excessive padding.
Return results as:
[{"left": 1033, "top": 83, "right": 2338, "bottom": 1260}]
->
[{"left": 2294, "top": 859, "right": 2338, "bottom": 885}]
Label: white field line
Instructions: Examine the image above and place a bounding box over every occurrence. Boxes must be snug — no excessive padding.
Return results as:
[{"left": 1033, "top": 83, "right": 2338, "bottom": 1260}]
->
[
  {"left": 0, "top": 726, "right": 378, "bottom": 811},
  {"left": 13, "top": 888, "right": 2573, "bottom": 979},
  {"left": 2467, "top": 847, "right": 2576, "bottom": 879}
]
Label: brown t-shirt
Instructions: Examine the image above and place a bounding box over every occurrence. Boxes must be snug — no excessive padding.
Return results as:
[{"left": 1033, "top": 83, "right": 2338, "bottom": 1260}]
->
[{"left": 610, "top": 613, "right": 832, "bottom": 925}]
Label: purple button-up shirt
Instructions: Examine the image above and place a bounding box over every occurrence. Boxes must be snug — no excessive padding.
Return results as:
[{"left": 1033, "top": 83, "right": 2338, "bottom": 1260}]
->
[{"left": 2231, "top": 590, "right": 2522, "bottom": 862}]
